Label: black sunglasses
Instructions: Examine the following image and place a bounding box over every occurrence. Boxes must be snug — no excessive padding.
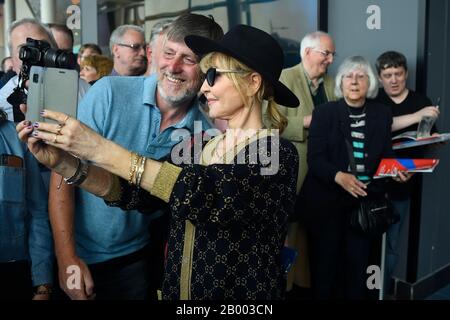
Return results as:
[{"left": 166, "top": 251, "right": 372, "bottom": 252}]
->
[{"left": 205, "top": 67, "right": 245, "bottom": 87}]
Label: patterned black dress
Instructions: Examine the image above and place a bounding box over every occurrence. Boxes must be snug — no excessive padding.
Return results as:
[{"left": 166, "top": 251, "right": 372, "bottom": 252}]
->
[{"left": 107, "top": 134, "right": 298, "bottom": 300}]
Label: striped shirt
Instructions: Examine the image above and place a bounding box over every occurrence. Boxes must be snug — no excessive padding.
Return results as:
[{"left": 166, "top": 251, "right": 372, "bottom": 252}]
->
[{"left": 348, "top": 106, "right": 371, "bottom": 182}]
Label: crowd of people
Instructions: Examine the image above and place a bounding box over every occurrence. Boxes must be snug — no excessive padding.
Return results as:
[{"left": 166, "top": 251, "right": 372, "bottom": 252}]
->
[{"left": 0, "top": 12, "right": 442, "bottom": 300}]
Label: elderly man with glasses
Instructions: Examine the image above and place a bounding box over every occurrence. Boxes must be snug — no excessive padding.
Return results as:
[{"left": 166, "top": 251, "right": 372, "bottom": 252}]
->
[
  {"left": 264, "top": 31, "right": 337, "bottom": 299},
  {"left": 109, "top": 25, "right": 148, "bottom": 76}
]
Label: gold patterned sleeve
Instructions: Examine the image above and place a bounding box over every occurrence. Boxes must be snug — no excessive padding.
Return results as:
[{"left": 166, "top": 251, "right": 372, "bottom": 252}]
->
[{"left": 150, "top": 161, "right": 183, "bottom": 203}]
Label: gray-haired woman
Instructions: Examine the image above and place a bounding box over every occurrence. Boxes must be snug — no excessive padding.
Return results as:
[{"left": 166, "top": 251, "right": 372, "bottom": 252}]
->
[{"left": 297, "top": 56, "right": 410, "bottom": 299}]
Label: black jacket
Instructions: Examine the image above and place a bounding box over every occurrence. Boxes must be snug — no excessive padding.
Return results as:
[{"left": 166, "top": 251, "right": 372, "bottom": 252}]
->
[{"left": 298, "top": 98, "right": 394, "bottom": 222}]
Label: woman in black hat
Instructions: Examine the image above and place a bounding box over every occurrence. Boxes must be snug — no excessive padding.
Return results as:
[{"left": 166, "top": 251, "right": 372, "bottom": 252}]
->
[{"left": 17, "top": 25, "right": 299, "bottom": 300}]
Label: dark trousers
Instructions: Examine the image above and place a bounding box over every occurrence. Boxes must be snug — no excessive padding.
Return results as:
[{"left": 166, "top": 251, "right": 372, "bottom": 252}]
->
[
  {"left": 385, "top": 198, "right": 410, "bottom": 293},
  {"left": 89, "top": 256, "right": 154, "bottom": 300},
  {"left": 0, "top": 261, "right": 32, "bottom": 300},
  {"left": 307, "top": 211, "right": 373, "bottom": 300}
]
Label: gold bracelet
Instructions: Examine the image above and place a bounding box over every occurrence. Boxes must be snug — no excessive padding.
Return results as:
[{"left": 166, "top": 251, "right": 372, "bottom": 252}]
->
[
  {"left": 135, "top": 155, "right": 147, "bottom": 187},
  {"left": 133, "top": 154, "right": 141, "bottom": 185},
  {"left": 128, "top": 152, "right": 139, "bottom": 185}
]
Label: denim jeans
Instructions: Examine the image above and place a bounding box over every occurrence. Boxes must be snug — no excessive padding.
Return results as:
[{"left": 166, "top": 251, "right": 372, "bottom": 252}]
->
[{"left": 385, "top": 198, "right": 410, "bottom": 293}]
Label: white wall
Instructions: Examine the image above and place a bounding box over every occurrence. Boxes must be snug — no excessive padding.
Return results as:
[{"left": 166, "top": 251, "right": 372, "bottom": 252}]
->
[{"left": 328, "top": 0, "right": 421, "bottom": 89}]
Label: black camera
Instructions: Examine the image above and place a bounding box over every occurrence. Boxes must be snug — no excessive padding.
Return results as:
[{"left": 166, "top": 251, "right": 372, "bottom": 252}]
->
[
  {"left": 19, "top": 38, "right": 76, "bottom": 81},
  {"left": 7, "top": 38, "right": 76, "bottom": 122}
]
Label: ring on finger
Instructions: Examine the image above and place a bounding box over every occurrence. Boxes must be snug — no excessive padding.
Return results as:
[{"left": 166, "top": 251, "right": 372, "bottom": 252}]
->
[
  {"left": 53, "top": 134, "right": 58, "bottom": 143},
  {"left": 56, "top": 124, "right": 63, "bottom": 135}
]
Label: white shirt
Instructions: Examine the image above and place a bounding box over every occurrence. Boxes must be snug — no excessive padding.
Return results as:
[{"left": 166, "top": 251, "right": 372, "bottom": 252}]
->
[{"left": 0, "top": 76, "right": 19, "bottom": 121}]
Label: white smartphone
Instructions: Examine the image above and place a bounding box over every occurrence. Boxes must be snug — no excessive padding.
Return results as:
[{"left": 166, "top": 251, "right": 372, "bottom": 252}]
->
[{"left": 26, "top": 66, "right": 79, "bottom": 123}]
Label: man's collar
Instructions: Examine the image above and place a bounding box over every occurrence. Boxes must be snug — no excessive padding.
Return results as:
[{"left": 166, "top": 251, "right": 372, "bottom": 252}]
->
[
  {"left": 303, "top": 67, "right": 324, "bottom": 85},
  {"left": 303, "top": 69, "right": 324, "bottom": 95},
  {"left": 172, "top": 98, "right": 200, "bottom": 130},
  {"left": 142, "top": 74, "right": 158, "bottom": 106}
]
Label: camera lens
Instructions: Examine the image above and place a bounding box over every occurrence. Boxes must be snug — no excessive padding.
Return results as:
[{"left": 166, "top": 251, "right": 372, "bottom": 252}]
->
[
  {"left": 43, "top": 48, "right": 76, "bottom": 69},
  {"left": 19, "top": 46, "right": 41, "bottom": 65}
]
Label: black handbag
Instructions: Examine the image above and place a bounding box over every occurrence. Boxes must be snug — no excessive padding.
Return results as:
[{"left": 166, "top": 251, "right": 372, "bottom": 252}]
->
[{"left": 345, "top": 140, "right": 399, "bottom": 236}]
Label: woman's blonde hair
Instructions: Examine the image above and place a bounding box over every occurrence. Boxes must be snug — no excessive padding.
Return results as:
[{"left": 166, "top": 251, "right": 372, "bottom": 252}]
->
[{"left": 199, "top": 52, "right": 288, "bottom": 133}]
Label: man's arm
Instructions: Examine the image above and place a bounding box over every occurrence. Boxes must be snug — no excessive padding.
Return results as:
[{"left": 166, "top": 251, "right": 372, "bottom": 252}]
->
[
  {"left": 48, "top": 172, "right": 95, "bottom": 300},
  {"left": 49, "top": 173, "right": 76, "bottom": 258},
  {"left": 46, "top": 76, "right": 112, "bottom": 300},
  {"left": 392, "top": 106, "right": 439, "bottom": 132}
]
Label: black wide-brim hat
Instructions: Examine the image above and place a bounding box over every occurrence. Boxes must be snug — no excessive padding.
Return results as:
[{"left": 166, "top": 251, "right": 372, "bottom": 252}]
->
[{"left": 185, "top": 24, "right": 299, "bottom": 108}]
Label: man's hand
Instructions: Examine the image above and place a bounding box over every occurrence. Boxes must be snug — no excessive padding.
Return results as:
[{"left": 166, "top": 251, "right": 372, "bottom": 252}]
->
[
  {"left": 58, "top": 255, "right": 95, "bottom": 300},
  {"left": 414, "top": 106, "right": 440, "bottom": 122},
  {"left": 32, "top": 284, "right": 52, "bottom": 300},
  {"left": 303, "top": 115, "right": 312, "bottom": 129},
  {"left": 32, "top": 293, "right": 51, "bottom": 300}
]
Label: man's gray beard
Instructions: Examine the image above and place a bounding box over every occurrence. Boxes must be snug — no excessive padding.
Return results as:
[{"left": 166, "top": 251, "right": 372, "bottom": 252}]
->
[{"left": 157, "top": 84, "right": 199, "bottom": 106}]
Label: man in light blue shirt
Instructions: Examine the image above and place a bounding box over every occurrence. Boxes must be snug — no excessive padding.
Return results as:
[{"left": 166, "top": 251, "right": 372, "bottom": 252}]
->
[
  {"left": 0, "top": 112, "right": 54, "bottom": 299},
  {"left": 49, "top": 14, "right": 223, "bottom": 300}
]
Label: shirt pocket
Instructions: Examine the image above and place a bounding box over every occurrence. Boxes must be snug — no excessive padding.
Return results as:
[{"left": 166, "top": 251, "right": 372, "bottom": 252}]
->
[{"left": 0, "top": 166, "right": 27, "bottom": 240}]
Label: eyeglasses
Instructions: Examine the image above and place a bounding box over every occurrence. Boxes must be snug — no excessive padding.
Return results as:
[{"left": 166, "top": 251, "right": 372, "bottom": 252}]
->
[
  {"left": 343, "top": 73, "right": 367, "bottom": 81},
  {"left": 117, "top": 43, "right": 147, "bottom": 51},
  {"left": 205, "top": 68, "right": 245, "bottom": 87},
  {"left": 312, "top": 48, "right": 337, "bottom": 58}
]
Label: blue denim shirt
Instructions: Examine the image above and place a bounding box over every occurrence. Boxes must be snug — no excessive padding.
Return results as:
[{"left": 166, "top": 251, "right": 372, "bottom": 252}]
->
[
  {"left": 0, "top": 120, "right": 54, "bottom": 286},
  {"left": 75, "top": 75, "right": 212, "bottom": 264}
]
